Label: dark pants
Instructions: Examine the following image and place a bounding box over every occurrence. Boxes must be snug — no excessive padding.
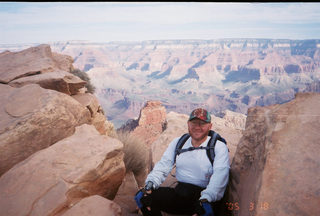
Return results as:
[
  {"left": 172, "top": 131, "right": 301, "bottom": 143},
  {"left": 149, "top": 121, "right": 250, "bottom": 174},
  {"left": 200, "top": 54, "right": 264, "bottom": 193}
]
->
[{"left": 140, "top": 182, "right": 209, "bottom": 216}]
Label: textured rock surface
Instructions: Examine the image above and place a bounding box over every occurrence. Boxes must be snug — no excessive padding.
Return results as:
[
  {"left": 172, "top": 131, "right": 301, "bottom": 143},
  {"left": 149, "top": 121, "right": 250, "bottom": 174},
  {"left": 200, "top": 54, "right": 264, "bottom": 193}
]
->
[
  {"left": 51, "top": 51, "right": 74, "bottom": 72},
  {"left": 72, "top": 93, "right": 107, "bottom": 135},
  {"left": 9, "top": 70, "right": 86, "bottom": 95},
  {"left": 114, "top": 171, "right": 140, "bottom": 215},
  {"left": 228, "top": 92, "right": 320, "bottom": 216},
  {"left": 61, "top": 195, "right": 122, "bottom": 216},
  {"left": 212, "top": 110, "right": 246, "bottom": 162},
  {"left": 131, "top": 101, "right": 167, "bottom": 147},
  {"left": 0, "top": 44, "right": 122, "bottom": 216},
  {"left": 0, "top": 84, "right": 91, "bottom": 176},
  {"left": 0, "top": 124, "right": 125, "bottom": 216},
  {"left": 0, "top": 44, "right": 72, "bottom": 83}
]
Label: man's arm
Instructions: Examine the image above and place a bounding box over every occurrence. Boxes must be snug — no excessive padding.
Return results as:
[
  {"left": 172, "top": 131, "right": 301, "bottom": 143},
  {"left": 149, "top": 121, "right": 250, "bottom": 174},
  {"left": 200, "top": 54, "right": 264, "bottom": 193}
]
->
[
  {"left": 144, "top": 137, "right": 179, "bottom": 189},
  {"left": 200, "top": 140, "right": 230, "bottom": 202}
]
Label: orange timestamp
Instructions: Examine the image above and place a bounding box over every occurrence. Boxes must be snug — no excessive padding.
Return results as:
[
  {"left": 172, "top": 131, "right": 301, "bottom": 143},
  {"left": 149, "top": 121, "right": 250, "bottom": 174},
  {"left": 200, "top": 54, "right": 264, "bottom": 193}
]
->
[{"left": 225, "top": 201, "right": 270, "bottom": 211}]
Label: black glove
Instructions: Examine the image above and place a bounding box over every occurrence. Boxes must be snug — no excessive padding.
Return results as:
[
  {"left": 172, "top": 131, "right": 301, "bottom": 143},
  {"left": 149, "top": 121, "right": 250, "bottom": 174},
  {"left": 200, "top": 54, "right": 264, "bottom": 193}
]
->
[
  {"left": 194, "top": 200, "right": 206, "bottom": 215},
  {"left": 194, "top": 199, "right": 214, "bottom": 216},
  {"left": 201, "top": 201, "right": 214, "bottom": 216},
  {"left": 134, "top": 181, "right": 154, "bottom": 209}
]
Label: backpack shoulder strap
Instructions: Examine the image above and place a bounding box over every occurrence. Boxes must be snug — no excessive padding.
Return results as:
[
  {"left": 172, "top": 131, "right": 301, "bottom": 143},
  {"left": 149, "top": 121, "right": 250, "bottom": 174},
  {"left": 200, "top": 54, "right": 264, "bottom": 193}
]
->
[
  {"left": 174, "top": 133, "right": 190, "bottom": 163},
  {"left": 174, "top": 130, "right": 227, "bottom": 165},
  {"left": 206, "top": 130, "right": 227, "bottom": 165}
]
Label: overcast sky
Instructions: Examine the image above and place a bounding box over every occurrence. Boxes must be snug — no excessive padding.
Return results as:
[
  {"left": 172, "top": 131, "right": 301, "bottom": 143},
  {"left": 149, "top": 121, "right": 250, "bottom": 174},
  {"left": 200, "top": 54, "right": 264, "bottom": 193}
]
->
[{"left": 1, "top": 2, "right": 320, "bottom": 44}]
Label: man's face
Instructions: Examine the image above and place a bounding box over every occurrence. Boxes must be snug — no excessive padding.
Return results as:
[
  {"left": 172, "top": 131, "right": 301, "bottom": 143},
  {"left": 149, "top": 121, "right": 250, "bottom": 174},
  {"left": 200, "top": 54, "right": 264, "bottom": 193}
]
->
[{"left": 187, "top": 118, "right": 212, "bottom": 143}]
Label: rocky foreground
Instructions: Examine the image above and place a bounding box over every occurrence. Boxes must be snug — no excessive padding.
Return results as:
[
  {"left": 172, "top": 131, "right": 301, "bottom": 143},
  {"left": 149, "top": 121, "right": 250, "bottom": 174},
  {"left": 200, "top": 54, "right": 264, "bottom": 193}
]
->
[
  {"left": 0, "top": 45, "right": 319, "bottom": 216},
  {"left": 228, "top": 92, "right": 320, "bottom": 216}
]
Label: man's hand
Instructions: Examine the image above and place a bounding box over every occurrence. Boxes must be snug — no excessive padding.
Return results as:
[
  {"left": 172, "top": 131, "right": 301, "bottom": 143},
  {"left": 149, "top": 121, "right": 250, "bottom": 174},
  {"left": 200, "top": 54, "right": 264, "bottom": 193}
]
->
[
  {"left": 201, "top": 201, "right": 214, "bottom": 216},
  {"left": 144, "top": 181, "right": 154, "bottom": 191},
  {"left": 193, "top": 199, "right": 214, "bottom": 216},
  {"left": 134, "top": 181, "right": 154, "bottom": 211}
]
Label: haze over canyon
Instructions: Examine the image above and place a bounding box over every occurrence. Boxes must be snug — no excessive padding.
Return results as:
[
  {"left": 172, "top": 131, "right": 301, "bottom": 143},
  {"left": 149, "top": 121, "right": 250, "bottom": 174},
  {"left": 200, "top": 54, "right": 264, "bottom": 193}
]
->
[{"left": 2, "top": 38, "right": 320, "bottom": 127}]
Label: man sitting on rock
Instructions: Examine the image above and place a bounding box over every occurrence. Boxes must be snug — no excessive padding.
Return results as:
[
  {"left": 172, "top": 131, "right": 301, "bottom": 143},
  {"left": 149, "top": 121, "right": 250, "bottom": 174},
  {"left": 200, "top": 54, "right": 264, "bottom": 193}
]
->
[{"left": 135, "top": 108, "right": 230, "bottom": 216}]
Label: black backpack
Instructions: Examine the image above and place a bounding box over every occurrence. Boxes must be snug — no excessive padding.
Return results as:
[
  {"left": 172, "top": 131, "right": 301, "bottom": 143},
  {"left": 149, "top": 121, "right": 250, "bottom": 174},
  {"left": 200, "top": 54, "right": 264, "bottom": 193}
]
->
[{"left": 174, "top": 130, "right": 227, "bottom": 165}]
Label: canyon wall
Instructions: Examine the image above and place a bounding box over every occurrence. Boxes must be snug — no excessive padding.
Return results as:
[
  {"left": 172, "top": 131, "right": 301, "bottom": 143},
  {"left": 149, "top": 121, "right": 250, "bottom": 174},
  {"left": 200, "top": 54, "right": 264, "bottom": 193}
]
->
[
  {"left": 45, "top": 39, "right": 320, "bottom": 127},
  {"left": 227, "top": 92, "right": 320, "bottom": 216}
]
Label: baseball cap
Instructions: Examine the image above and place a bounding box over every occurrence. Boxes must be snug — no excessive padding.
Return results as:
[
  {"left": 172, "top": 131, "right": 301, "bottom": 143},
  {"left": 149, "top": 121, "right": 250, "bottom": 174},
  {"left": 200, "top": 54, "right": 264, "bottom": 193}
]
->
[{"left": 188, "top": 108, "right": 211, "bottom": 123}]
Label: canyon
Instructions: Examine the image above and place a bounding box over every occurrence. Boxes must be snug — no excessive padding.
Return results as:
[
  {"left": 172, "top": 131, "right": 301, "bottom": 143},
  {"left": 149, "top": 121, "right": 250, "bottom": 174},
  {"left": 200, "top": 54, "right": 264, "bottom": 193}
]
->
[
  {"left": 0, "top": 43, "right": 319, "bottom": 216},
  {"left": 3, "top": 39, "right": 318, "bottom": 128}
]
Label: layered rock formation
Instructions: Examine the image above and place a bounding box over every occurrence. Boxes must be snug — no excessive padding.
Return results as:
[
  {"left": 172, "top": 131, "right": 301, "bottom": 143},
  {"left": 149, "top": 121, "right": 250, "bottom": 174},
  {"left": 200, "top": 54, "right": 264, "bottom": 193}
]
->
[
  {"left": 41, "top": 39, "right": 320, "bottom": 128},
  {"left": 0, "top": 45, "right": 124, "bottom": 216},
  {"left": 0, "top": 124, "right": 125, "bottom": 216},
  {"left": 228, "top": 92, "right": 320, "bottom": 216},
  {"left": 0, "top": 44, "right": 110, "bottom": 176},
  {"left": 3, "top": 40, "right": 319, "bottom": 128},
  {"left": 72, "top": 93, "right": 107, "bottom": 135},
  {"left": 9, "top": 70, "right": 87, "bottom": 95},
  {"left": 0, "top": 83, "right": 91, "bottom": 176},
  {"left": 118, "top": 101, "right": 167, "bottom": 150},
  {"left": 130, "top": 101, "right": 167, "bottom": 148},
  {"left": 0, "top": 44, "right": 74, "bottom": 84}
]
